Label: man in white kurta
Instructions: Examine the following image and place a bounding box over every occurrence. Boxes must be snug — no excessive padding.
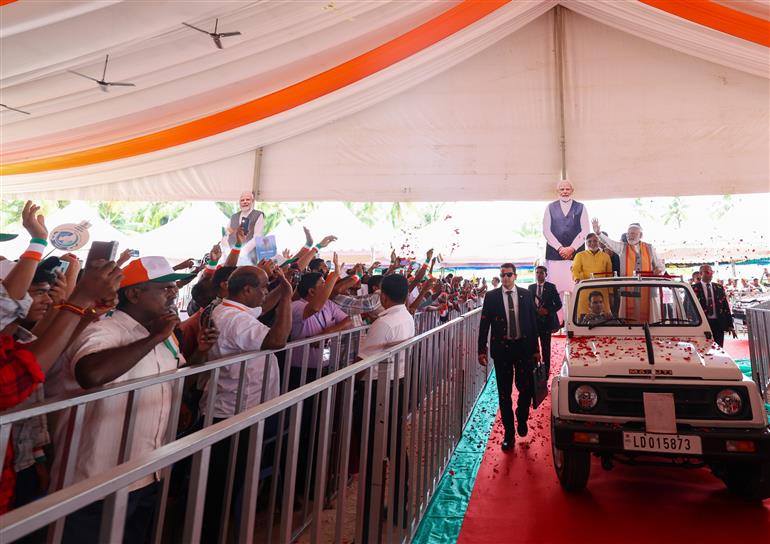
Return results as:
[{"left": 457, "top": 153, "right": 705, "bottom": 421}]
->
[
  {"left": 542, "top": 180, "right": 590, "bottom": 322},
  {"left": 592, "top": 220, "right": 664, "bottom": 277}
]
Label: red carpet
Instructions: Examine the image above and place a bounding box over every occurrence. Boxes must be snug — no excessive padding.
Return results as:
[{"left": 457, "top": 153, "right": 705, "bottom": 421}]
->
[
  {"left": 724, "top": 337, "right": 750, "bottom": 360},
  {"left": 458, "top": 339, "right": 769, "bottom": 544}
]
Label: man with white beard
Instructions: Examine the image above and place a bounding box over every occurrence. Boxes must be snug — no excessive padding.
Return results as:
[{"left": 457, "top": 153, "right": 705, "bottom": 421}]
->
[
  {"left": 226, "top": 190, "right": 265, "bottom": 264},
  {"left": 542, "top": 180, "right": 590, "bottom": 320},
  {"left": 591, "top": 220, "right": 664, "bottom": 277}
]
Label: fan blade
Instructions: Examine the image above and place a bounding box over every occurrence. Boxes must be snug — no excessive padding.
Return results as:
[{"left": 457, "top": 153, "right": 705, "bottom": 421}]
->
[
  {"left": 213, "top": 35, "right": 223, "bottom": 49},
  {"left": 102, "top": 54, "right": 109, "bottom": 81},
  {"left": 106, "top": 82, "right": 136, "bottom": 87},
  {"left": 214, "top": 18, "right": 218, "bottom": 34},
  {"left": 182, "top": 22, "right": 210, "bottom": 35},
  {"left": 68, "top": 70, "right": 101, "bottom": 83},
  {"left": 218, "top": 32, "right": 241, "bottom": 37}
]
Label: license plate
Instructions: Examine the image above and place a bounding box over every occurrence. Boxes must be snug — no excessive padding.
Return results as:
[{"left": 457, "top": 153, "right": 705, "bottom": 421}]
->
[{"left": 622, "top": 432, "right": 702, "bottom": 455}]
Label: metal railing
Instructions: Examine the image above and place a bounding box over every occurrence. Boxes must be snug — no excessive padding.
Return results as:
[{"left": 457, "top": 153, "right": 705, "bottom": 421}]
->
[
  {"left": 746, "top": 300, "right": 770, "bottom": 403},
  {"left": 1, "top": 308, "right": 485, "bottom": 543}
]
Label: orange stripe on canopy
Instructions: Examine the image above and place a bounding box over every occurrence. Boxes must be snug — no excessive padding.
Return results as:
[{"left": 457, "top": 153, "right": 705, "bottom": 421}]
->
[
  {"left": 0, "top": 0, "right": 510, "bottom": 175},
  {"left": 639, "top": 0, "right": 770, "bottom": 47},
  {"left": 0, "top": 0, "right": 19, "bottom": 6}
]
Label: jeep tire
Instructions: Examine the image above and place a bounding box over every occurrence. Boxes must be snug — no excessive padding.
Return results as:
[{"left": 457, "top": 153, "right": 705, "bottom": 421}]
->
[
  {"left": 551, "top": 417, "right": 591, "bottom": 492},
  {"left": 719, "top": 461, "right": 770, "bottom": 501}
]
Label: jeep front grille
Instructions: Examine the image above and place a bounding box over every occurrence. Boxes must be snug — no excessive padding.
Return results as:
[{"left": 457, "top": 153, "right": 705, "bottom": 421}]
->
[{"left": 567, "top": 382, "right": 752, "bottom": 420}]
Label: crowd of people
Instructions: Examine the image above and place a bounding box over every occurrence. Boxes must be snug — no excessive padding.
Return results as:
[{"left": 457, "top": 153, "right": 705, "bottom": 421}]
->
[
  {"left": 0, "top": 199, "right": 489, "bottom": 543},
  {"left": 1, "top": 191, "right": 763, "bottom": 540}
]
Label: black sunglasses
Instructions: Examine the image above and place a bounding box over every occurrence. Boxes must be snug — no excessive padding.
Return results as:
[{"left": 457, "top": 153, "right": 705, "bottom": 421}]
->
[{"left": 500, "top": 272, "right": 514, "bottom": 278}]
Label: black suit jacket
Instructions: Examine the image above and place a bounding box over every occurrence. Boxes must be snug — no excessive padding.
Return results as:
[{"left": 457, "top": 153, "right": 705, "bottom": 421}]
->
[
  {"left": 478, "top": 286, "right": 539, "bottom": 360},
  {"left": 692, "top": 282, "right": 734, "bottom": 331},
  {"left": 528, "top": 281, "right": 562, "bottom": 333}
]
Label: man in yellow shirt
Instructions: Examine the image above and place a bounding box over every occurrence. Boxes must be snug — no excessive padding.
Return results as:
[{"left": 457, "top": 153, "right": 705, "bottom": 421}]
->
[
  {"left": 573, "top": 233, "right": 612, "bottom": 282},
  {"left": 572, "top": 233, "right": 612, "bottom": 317}
]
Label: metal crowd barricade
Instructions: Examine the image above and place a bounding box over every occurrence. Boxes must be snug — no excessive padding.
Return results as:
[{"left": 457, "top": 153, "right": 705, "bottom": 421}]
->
[
  {"left": 746, "top": 300, "right": 770, "bottom": 403},
  {"left": 1, "top": 308, "right": 485, "bottom": 544}
]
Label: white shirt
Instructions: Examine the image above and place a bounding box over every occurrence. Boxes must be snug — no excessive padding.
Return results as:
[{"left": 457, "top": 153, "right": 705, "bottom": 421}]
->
[
  {"left": 700, "top": 281, "right": 718, "bottom": 319},
  {"left": 501, "top": 287, "right": 521, "bottom": 339},
  {"left": 47, "top": 311, "right": 182, "bottom": 492},
  {"left": 598, "top": 233, "right": 663, "bottom": 274},
  {"left": 199, "top": 299, "right": 280, "bottom": 418},
  {"left": 358, "top": 304, "right": 415, "bottom": 380},
  {"left": 542, "top": 199, "right": 590, "bottom": 253}
]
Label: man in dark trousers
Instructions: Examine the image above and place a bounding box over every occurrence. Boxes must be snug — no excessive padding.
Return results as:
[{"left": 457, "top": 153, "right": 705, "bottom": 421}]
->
[
  {"left": 528, "top": 265, "right": 561, "bottom": 373},
  {"left": 478, "top": 263, "right": 541, "bottom": 450},
  {"left": 692, "top": 264, "right": 736, "bottom": 347}
]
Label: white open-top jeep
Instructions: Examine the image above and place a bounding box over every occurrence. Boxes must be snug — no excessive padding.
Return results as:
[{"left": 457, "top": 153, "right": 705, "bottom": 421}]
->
[{"left": 550, "top": 275, "right": 770, "bottom": 500}]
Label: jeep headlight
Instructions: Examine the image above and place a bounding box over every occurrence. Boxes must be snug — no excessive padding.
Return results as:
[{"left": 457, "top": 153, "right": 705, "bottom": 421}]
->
[
  {"left": 575, "top": 385, "right": 599, "bottom": 410},
  {"left": 715, "top": 389, "right": 742, "bottom": 416}
]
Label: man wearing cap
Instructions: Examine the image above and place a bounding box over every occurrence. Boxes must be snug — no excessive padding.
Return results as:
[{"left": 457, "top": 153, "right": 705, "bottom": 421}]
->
[
  {"left": 47, "top": 256, "right": 218, "bottom": 544},
  {"left": 542, "top": 180, "right": 590, "bottom": 322}
]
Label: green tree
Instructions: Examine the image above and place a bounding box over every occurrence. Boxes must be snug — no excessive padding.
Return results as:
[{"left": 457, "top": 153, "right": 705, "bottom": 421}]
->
[
  {"left": 632, "top": 197, "right": 655, "bottom": 220},
  {"left": 514, "top": 218, "right": 542, "bottom": 240},
  {"left": 344, "top": 202, "right": 380, "bottom": 227},
  {"left": 662, "top": 197, "right": 688, "bottom": 229},
  {"left": 127, "top": 202, "right": 188, "bottom": 233},
  {"left": 97, "top": 202, "right": 128, "bottom": 231},
  {"left": 711, "top": 194, "right": 734, "bottom": 219},
  {"left": 0, "top": 199, "right": 25, "bottom": 230},
  {"left": 419, "top": 203, "right": 446, "bottom": 227}
]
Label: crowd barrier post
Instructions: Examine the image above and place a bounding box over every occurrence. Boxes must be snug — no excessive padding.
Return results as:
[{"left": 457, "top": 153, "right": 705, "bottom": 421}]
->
[
  {"left": 746, "top": 300, "right": 770, "bottom": 403},
  {"left": 1, "top": 309, "right": 485, "bottom": 544}
]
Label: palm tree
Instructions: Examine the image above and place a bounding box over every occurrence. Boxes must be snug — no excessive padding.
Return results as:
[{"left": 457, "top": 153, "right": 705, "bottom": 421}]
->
[
  {"left": 344, "top": 202, "right": 380, "bottom": 227},
  {"left": 662, "top": 197, "right": 688, "bottom": 229},
  {"left": 711, "top": 194, "right": 734, "bottom": 219},
  {"left": 514, "top": 218, "right": 542, "bottom": 240}
]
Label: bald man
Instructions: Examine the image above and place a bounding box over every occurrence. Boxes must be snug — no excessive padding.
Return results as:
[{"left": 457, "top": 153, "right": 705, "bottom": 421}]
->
[{"left": 543, "top": 180, "right": 590, "bottom": 321}]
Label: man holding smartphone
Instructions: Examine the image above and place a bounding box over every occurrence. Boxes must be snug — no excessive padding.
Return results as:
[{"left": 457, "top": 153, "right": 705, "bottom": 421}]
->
[{"left": 226, "top": 191, "right": 264, "bottom": 248}]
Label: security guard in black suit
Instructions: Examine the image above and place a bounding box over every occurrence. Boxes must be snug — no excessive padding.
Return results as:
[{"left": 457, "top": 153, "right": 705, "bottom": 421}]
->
[
  {"left": 528, "top": 265, "right": 562, "bottom": 373},
  {"left": 478, "top": 263, "right": 541, "bottom": 450}
]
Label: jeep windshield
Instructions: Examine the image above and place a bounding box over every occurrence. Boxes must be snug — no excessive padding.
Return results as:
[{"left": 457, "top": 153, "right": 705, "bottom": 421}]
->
[{"left": 573, "top": 283, "right": 702, "bottom": 328}]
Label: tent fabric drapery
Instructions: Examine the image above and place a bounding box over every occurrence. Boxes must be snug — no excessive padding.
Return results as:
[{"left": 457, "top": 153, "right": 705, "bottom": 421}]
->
[{"left": 0, "top": 1, "right": 767, "bottom": 201}]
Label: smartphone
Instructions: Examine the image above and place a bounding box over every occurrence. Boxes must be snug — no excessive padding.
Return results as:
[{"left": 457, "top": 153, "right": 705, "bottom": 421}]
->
[
  {"left": 200, "top": 303, "right": 215, "bottom": 330},
  {"left": 52, "top": 260, "right": 70, "bottom": 275},
  {"left": 86, "top": 241, "right": 118, "bottom": 268},
  {"left": 128, "top": 249, "right": 140, "bottom": 258}
]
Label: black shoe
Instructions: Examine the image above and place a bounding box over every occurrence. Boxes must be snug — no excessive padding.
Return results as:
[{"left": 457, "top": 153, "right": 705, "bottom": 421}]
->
[
  {"left": 516, "top": 420, "right": 528, "bottom": 438},
  {"left": 502, "top": 433, "right": 514, "bottom": 451}
]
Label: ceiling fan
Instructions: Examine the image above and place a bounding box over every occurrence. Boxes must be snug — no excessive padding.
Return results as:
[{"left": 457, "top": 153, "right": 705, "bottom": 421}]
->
[
  {"left": 0, "top": 104, "right": 30, "bottom": 115},
  {"left": 183, "top": 18, "right": 241, "bottom": 49},
  {"left": 69, "top": 55, "right": 136, "bottom": 92}
]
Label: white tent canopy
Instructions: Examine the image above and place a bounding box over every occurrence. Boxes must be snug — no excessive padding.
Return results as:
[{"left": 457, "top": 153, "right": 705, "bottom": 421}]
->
[
  {"left": 1, "top": 1, "right": 768, "bottom": 201},
  {"left": 131, "top": 201, "right": 227, "bottom": 261}
]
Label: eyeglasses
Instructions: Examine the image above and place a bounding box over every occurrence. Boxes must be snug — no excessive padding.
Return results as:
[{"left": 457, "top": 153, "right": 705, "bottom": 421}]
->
[{"left": 500, "top": 272, "right": 514, "bottom": 278}]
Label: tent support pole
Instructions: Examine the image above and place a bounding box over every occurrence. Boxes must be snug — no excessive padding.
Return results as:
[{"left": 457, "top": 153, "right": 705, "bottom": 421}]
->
[
  {"left": 252, "top": 147, "right": 263, "bottom": 200},
  {"left": 554, "top": 5, "right": 568, "bottom": 181}
]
